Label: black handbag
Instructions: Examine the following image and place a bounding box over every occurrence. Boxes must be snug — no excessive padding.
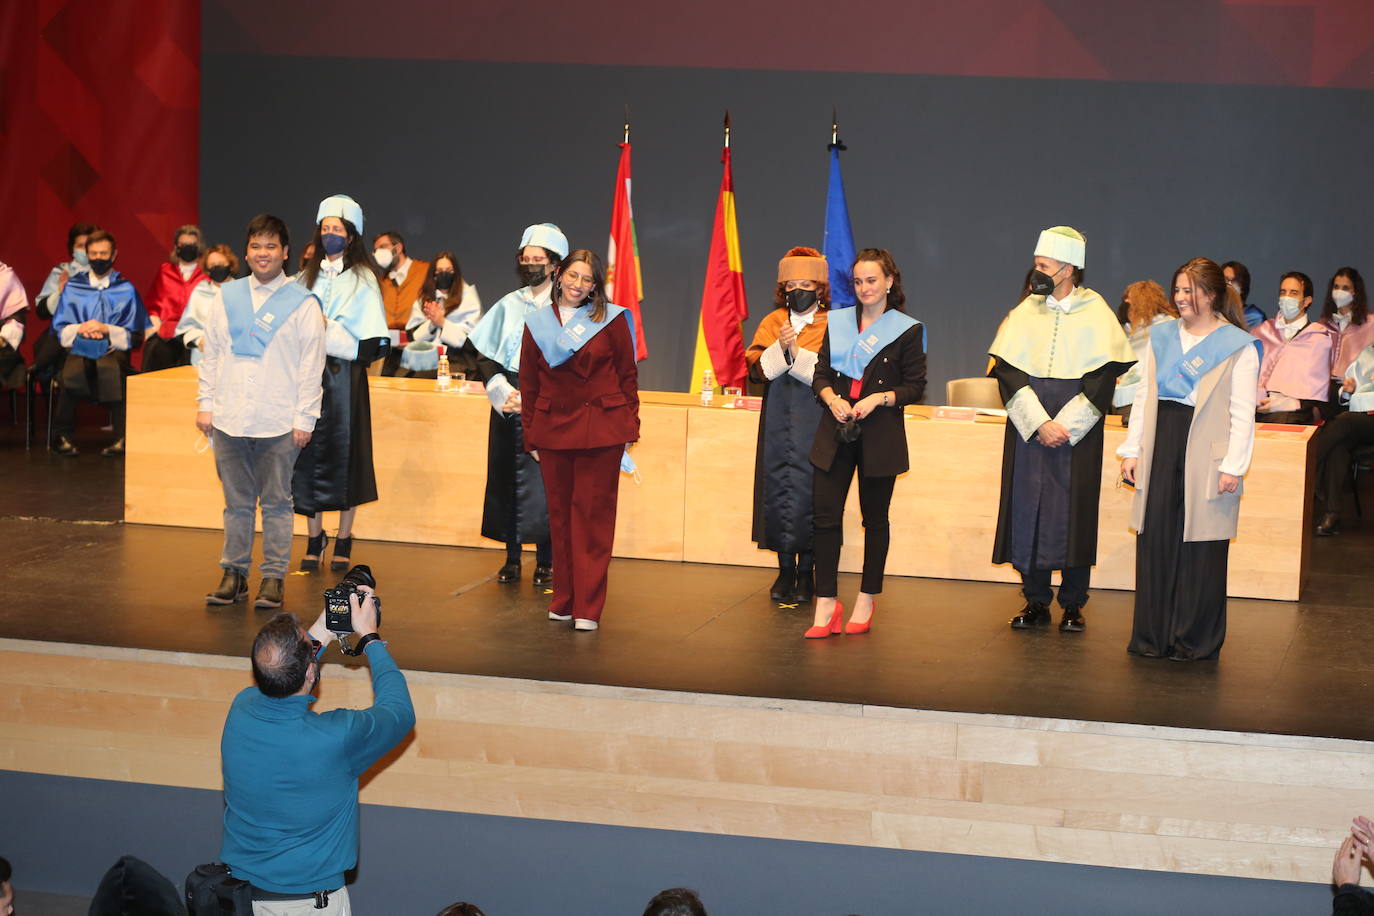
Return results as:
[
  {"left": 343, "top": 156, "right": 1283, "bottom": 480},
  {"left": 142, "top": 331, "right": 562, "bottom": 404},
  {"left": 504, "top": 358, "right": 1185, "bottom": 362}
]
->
[{"left": 185, "top": 862, "right": 253, "bottom": 915}]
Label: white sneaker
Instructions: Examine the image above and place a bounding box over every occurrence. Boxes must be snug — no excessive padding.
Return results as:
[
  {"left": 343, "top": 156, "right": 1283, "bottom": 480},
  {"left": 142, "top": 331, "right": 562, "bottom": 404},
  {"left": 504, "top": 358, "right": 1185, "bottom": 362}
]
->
[
  {"left": 573, "top": 619, "right": 599, "bottom": 631},
  {"left": 548, "top": 611, "right": 572, "bottom": 621}
]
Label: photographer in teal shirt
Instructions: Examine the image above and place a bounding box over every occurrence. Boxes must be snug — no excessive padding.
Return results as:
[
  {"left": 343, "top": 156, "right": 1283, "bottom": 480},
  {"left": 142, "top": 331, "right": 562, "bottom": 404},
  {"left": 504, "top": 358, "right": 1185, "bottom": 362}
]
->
[{"left": 219, "top": 587, "right": 413, "bottom": 912}]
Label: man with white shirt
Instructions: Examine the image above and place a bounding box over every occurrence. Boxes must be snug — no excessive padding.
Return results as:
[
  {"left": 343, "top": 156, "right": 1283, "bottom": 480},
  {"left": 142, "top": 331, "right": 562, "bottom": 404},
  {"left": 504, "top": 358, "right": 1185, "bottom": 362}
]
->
[
  {"left": 988, "top": 226, "right": 1136, "bottom": 634},
  {"left": 51, "top": 230, "right": 147, "bottom": 457},
  {"left": 197, "top": 214, "right": 325, "bottom": 608},
  {"left": 374, "top": 230, "right": 428, "bottom": 375},
  {"left": 1252, "top": 271, "right": 1335, "bottom": 425}
]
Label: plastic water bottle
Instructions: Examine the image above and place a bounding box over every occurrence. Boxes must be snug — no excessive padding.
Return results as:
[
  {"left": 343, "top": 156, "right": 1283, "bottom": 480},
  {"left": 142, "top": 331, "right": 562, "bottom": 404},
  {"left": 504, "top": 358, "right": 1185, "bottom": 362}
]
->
[
  {"left": 436, "top": 347, "right": 451, "bottom": 391},
  {"left": 701, "top": 369, "right": 714, "bottom": 407}
]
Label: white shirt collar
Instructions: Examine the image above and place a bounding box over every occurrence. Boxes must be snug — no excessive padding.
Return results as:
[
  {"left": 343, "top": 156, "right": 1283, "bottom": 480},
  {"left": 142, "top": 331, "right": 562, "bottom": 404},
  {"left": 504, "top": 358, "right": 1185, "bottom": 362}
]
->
[
  {"left": 1277, "top": 312, "right": 1309, "bottom": 337},
  {"left": 388, "top": 257, "right": 410, "bottom": 285},
  {"left": 1334, "top": 311, "right": 1352, "bottom": 331},
  {"left": 1045, "top": 288, "right": 1076, "bottom": 313},
  {"left": 788, "top": 307, "right": 818, "bottom": 330},
  {"left": 88, "top": 272, "right": 112, "bottom": 290},
  {"left": 321, "top": 256, "right": 344, "bottom": 278},
  {"left": 178, "top": 261, "right": 197, "bottom": 280},
  {"left": 251, "top": 271, "right": 288, "bottom": 294}
]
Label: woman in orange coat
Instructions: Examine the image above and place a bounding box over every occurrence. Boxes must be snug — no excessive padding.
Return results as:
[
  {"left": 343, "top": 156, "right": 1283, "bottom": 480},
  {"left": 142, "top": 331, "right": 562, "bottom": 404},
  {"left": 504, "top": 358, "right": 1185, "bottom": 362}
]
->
[{"left": 520, "top": 249, "right": 639, "bottom": 631}]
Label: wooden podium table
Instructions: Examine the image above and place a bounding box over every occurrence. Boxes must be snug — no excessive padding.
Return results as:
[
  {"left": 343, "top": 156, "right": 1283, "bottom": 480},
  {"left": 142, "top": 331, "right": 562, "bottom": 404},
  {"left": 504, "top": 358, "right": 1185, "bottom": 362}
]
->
[{"left": 126, "top": 368, "right": 1312, "bottom": 599}]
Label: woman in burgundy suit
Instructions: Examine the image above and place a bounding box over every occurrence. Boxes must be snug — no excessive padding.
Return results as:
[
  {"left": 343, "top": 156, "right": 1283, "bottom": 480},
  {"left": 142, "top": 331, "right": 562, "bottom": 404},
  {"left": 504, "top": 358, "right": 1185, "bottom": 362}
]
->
[{"left": 520, "top": 249, "right": 639, "bottom": 631}]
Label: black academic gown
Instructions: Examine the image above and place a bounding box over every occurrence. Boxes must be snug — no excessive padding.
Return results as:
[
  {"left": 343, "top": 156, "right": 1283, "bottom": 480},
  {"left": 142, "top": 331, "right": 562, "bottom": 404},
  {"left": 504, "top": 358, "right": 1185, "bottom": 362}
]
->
[
  {"left": 470, "top": 342, "right": 550, "bottom": 545},
  {"left": 749, "top": 360, "right": 821, "bottom": 554},
  {"left": 990, "top": 358, "right": 1129, "bottom": 571},
  {"left": 292, "top": 340, "right": 385, "bottom": 516}
]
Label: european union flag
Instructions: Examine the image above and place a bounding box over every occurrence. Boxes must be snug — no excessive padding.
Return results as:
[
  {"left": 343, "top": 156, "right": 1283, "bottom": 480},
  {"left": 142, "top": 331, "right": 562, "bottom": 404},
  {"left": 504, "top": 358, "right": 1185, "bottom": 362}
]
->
[{"left": 823, "top": 145, "right": 857, "bottom": 309}]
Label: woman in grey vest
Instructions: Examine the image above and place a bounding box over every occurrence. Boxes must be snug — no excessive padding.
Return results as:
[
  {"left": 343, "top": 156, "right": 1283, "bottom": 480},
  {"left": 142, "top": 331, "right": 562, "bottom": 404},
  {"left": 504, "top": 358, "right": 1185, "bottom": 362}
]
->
[{"left": 1117, "top": 258, "right": 1260, "bottom": 661}]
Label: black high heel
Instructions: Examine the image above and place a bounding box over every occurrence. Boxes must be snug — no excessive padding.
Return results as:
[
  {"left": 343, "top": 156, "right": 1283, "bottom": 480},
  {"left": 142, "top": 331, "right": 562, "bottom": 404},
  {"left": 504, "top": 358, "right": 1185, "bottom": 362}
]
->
[
  {"left": 300, "top": 532, "right": 328, "bottom": 571},
  {"left": 331, "top": 535, "right": 353, "bottom": 571}
]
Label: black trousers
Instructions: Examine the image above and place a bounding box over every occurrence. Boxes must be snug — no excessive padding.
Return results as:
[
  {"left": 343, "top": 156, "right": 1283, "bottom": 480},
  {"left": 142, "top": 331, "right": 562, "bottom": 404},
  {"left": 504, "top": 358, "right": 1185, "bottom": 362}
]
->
[
  {"left": 1020, "top": 566, "right": 1090, "bottom": 609},
  {"left": 506, "top": 539, "right": 553, "bottom": 566},
  {"left": 812, "top": 438, "right": 894, "bottom": 597},
  {"left": 1313, "top": 410, "right": 1374, "bottom": 510},
  {"left": 1129, "top": 401, "right": 1229, "bottom": 660}
]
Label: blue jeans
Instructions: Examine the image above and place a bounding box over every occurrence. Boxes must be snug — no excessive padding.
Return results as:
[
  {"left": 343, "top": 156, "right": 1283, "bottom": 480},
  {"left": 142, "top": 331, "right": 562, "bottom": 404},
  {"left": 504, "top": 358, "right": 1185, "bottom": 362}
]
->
[{"left": 213, "top": 430, "right": 299, "bottom": 577}]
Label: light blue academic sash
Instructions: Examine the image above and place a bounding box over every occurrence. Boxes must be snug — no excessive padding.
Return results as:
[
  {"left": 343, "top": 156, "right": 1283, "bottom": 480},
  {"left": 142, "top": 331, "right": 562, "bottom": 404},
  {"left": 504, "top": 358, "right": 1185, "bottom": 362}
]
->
[
  {"left": 223, "top": 277, "right": 313, "bottom": 358},
  {"left": 1150, "top": 319, "right": 1260, "bottom": 400},
  {"left": 525, "top": 303, "right": 635, "bottom": 369},
  {"left": 827, "top": 307, "right": 921, "bottom": 379}
]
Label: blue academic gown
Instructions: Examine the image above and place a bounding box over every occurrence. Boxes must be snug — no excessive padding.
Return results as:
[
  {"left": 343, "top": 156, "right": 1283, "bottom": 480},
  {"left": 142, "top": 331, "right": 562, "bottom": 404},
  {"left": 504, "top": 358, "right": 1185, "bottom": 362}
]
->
[{"left": 52, "top": 271, "right": 146, "bottom": 402}]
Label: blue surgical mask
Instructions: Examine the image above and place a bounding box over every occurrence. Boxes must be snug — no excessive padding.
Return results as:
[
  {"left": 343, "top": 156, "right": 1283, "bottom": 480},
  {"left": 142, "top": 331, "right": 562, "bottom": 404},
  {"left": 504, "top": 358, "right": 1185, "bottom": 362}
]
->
[
  {"left": 1278, "top": 295, "right": 1303, "bottom": 321},
  {"left": 72, "top": 248, "right": 89, "bottom": 267},
  {"left": 321, "top": 233, "right": 347, "bottom": 256}
]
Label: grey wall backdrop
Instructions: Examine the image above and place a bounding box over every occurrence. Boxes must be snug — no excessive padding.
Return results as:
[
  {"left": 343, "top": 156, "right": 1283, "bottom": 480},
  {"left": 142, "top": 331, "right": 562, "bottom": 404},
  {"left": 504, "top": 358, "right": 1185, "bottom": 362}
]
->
[{"left": 199, "top": 49, "right": 1374, "bottom": 394}]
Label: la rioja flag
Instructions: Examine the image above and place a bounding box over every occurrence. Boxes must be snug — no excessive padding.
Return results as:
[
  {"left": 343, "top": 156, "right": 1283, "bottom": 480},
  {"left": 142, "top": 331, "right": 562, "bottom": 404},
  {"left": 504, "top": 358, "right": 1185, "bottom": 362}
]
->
[{"left": 606, "top": 141, "right": 648, "bottom": 361}]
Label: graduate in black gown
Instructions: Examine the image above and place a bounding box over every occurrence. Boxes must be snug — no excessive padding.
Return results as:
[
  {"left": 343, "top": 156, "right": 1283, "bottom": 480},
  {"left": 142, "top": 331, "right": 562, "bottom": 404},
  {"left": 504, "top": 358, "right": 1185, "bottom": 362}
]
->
[{"left": 1118, "top": 258, "right": 1259, "bottom": 661}]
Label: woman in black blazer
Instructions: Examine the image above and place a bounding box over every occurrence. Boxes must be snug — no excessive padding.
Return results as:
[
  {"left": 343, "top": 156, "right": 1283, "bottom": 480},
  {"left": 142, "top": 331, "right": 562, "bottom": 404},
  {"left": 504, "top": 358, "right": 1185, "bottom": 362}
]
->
[{"left": 806, "top": 249, "right": 927, "bottom": 637}]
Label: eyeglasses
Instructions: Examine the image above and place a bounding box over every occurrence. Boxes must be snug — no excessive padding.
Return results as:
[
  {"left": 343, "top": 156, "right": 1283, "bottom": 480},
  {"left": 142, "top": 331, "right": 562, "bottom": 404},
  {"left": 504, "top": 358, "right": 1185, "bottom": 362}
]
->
[{"left": 562, "top": 274, "right": 594, "bottom": 289}]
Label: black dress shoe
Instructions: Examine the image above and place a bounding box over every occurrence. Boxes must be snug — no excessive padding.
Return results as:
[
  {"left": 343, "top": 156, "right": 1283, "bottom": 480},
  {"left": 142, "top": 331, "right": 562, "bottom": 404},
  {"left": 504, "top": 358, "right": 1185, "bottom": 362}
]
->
[
  {"left": 100, "top": 437, "right": 125, "bottom": 457},
  {"left": 254, "top": 577, "right": 284, "bottom": 609},
  {"left": 532, "top": 565, "right": 553, "bottom": 588},
  {"left": 1316, "top": 511, "right": 1341, "bottom": 537},
  {"left": 770, "top": 568, "right": 796, "bottom": 601},
  {"left": 206, "top": 570, "right": 248, "bottom": 605},
  {"left": 54, "top": 436, "right": 79, "bottom": 457},
  {"left": 791, "top": 569, "right": 815, "bottom": 603},
  {"left": 497, "top": 562, "right": 521, "bottom": 583},
  {"left": 1010, "top": 601, "right": 1051, "bottom": 629},
  {"left": 1059, "top": 607, "right": 1085, "bottom": 633}
]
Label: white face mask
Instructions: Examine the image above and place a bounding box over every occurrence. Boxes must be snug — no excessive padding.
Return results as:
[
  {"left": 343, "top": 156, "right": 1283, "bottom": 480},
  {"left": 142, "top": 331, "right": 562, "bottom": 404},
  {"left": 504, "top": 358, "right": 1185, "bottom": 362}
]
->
[
  {"left": 1332, "top": 290, "right": 1355, "bottom": 309},
  {"left": 373, "top": 248, "right": 394, "bottom": 270},
  {"left": 1278, "top": 295, "right": 1303, "bottom": 321}
]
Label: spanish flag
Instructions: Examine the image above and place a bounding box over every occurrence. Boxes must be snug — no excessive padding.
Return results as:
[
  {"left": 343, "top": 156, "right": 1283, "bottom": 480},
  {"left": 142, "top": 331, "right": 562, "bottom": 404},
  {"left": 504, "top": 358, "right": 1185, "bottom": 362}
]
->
[
  {"left": 606, "top": 141, "right": 648, "bottom": 361},
  {"left": 690, "top": 143, "right": 748, "bottom": 392}
]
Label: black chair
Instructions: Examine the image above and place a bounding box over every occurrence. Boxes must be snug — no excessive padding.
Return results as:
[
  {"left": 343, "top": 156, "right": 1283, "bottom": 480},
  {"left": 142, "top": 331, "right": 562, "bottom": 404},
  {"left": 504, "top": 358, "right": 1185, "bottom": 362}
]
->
[{"left": 1351, "top": 443, "right": 1374, "bottom": 519}]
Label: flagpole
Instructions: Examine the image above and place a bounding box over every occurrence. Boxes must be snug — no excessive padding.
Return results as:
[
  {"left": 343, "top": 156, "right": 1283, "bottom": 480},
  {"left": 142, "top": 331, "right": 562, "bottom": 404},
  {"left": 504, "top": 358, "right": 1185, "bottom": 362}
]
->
[
  {"left": 623, "top": 104, "right": 630, "bottom": 144},
  {"left": 723, "top": 110, "right": 731, "bottom": 149},
  {"left": 828, "top": 105, "right": 846, "bottom": 151}
]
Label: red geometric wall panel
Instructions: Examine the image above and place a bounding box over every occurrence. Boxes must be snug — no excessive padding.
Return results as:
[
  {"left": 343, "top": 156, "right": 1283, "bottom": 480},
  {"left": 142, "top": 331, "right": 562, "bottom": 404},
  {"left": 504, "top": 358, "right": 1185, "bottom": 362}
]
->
[
  {"left": 0, "top": 0, "right": 199, "bottom": 348},
  {"left": 204, "top": 0, "right": 1374, "bottom": 89}
]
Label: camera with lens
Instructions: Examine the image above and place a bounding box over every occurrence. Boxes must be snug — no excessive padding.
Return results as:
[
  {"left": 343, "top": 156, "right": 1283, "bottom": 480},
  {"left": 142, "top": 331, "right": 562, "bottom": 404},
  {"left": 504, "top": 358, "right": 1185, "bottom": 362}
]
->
[{"left": 323, "top": 564, "right": 382, "bottom": 655}]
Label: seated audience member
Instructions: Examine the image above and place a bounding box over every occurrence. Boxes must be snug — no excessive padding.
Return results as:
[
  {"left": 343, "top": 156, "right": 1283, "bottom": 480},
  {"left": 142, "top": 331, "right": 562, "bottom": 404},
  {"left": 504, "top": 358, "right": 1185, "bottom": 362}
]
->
[
  {"left": 1313, "top": 338, "right": 1374, "bottom": 536},
  {"left": 178, "top": 244, "right": 240, "bottom": 365},
  {"left": 435, "top": 904, "right": 488, "bottom": 916},
  {"left": 1222, "top": 260, "right": 1265, "bottom": 329},
  {"left": 0, "top": 260, "right": 30, "bottom": 389},
  {"left": 1252, "top": 271, "right": 1334, "bottom": 425},
  {"left": 1111, "top": 279, "right": 1176, "bottom": 425},
  {"left": 644, "top": 887, "right": 708, "bottom": 916},
  {"left": 51, "top": 229, "right": 147, "bottom": 456},
  {"left": 375, "top": 230, "right": 429, "bottom": 375},
  {"left": 33, "top": 221, "right": 98, "bottom": 379},
  {"left": 1333, "top": 815, "right": 1374, "bottom": 915},
  {"left": 0, "top": 855, "right": 12, "bottom": 916},
  {"left": 143, "top": 224, "right": 206, "bottom": 371},
  {"left": 1320, "top": 268, "right": 1374, "bottom": 409},
  {"left": 399, "top": 250, "right": 481, "bottom": 378},
  {"left": 88, "top": 855, "right": 183, "bottom": 916}
]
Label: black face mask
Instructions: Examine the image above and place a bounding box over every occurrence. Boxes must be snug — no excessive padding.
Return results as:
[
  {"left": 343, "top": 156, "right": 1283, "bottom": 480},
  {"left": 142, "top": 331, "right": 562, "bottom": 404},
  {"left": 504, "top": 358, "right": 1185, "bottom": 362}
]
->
[
  {"left": 786, "top": 288, "right": 818, "bottom": 313},
  {"left": 1028, "top": 266, "right": 1064, "bottom": 297},
  {"left": 434, "top": 271, "right": 456, "bottom": 291},
  {"left": 177, "top": 243, "right": 201, "bottom": 262},
  {"left": 518, "top": 265, "right": 547, "bottom": 287},
  {"left": 88, "top": 258, "right": 113, "bottom": 277},
  {"left": 207, "top": 264, "right": 232, "bottom": 283}
]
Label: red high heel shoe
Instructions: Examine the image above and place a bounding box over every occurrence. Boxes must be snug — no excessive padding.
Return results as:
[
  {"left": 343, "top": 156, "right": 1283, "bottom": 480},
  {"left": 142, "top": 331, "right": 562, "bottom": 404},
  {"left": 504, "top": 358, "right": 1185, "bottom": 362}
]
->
[
  {"left": 845, "top": 599, "right": 876, "bottom": 635},
  {"left": 804, "top": 601, "right": 844, "bottom": 639}
]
